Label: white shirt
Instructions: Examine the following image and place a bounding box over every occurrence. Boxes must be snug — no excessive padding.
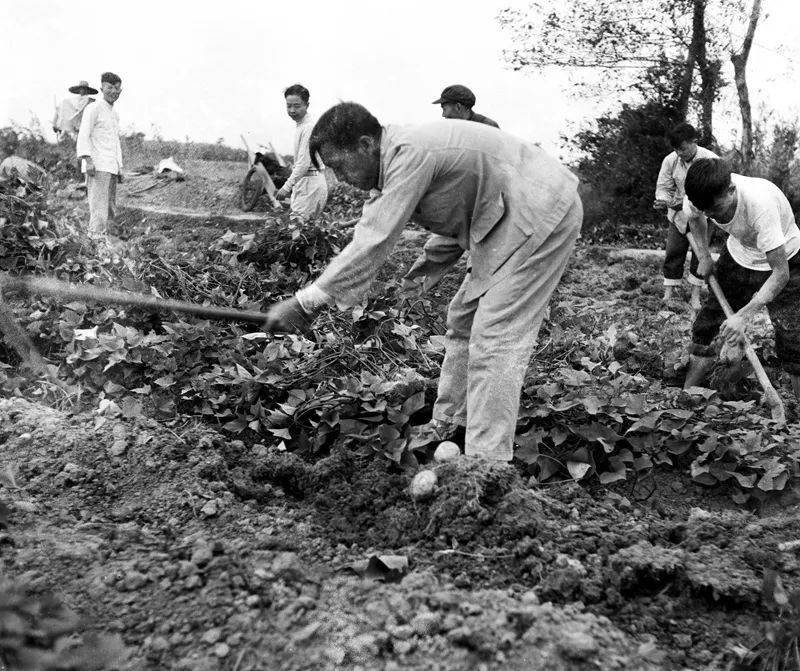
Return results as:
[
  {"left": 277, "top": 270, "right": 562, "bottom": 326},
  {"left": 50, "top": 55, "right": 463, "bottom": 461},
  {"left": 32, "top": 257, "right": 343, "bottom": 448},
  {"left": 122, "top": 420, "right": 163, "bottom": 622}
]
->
[
  {"left": 283, "top": 115, "right": 317, "bottom": 192},
  {"left": 684, "top": 173, "right": 800, "bottom": 271},
  {"left": 655, "top": 146, "right": 718, "bottom": 223},
  {"left": 76, "top": 98, "right": 123, "bottom": 174}
]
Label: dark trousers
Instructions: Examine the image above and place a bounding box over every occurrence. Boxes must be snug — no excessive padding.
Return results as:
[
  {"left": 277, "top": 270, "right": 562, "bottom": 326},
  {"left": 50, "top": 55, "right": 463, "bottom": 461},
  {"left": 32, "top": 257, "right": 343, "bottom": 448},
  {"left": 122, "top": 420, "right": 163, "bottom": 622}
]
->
[
  {"left": 663, "top": 219, "right": 704, "bottom": 286},
  {"left": 691, "top": 247, "right": 800, "bottom": 375}
]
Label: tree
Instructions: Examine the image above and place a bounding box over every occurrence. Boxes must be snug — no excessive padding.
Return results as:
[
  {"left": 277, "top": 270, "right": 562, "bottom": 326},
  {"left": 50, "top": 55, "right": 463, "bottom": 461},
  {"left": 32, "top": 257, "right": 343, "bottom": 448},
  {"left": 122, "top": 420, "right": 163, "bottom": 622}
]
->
[
  {"left": 729, "top": 0, "right": 763, "bottom": 171},
  {"left": 498, "top": 0, "right": 764, "bottom": 154}
]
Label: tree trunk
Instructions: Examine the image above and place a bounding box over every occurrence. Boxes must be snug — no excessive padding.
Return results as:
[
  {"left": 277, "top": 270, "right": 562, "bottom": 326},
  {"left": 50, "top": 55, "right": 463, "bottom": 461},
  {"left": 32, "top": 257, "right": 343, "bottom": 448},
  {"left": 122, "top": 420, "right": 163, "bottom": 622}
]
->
[
  {"left": 691, "top": 0, "right": 717, "bottom": 145},
  {"left": 730, "top": 0, "right": 762, "bottom": 174},
  {"left": 676, "top": 52, "right": 695, "bottom": 119}
]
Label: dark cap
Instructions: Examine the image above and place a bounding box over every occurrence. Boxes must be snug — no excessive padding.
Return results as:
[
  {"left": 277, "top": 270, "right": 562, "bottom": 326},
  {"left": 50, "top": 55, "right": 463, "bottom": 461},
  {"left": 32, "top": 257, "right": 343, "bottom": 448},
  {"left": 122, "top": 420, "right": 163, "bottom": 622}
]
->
[{"left": 432, "top": 84, "right": 476, "bottom": 108}]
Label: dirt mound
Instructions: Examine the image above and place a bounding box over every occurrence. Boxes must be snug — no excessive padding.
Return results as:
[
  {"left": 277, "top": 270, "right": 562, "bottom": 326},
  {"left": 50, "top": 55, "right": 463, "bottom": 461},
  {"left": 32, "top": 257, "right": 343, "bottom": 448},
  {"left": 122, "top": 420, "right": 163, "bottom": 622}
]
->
[{"left": 0, "top": 397, "right": 667, "bottom": 670}]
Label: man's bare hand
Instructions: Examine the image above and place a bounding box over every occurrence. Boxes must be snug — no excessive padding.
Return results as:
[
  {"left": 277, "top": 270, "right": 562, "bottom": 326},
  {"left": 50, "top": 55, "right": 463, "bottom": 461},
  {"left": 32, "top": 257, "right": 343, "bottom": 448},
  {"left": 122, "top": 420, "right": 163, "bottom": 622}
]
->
[
  {"left": 117, "top": 173, "right": 124, "bottom": 184},
  {"left": 653, "top": 200, "right": 669, "bottom": 211},
  {"left": 263, "top": 296, "right": 313, "bottom": 333},
  {"left": 275, "top": 187, "right": 290, "bottom": 200},
  {"left": 696, "top": 255, "right": 715, "bottom": 278},
  {"left": 720, "top": 313, "right": 747, "bottom": 349},
  {"left": 83, "top": 158, "right": 96, "bottom": 177}
]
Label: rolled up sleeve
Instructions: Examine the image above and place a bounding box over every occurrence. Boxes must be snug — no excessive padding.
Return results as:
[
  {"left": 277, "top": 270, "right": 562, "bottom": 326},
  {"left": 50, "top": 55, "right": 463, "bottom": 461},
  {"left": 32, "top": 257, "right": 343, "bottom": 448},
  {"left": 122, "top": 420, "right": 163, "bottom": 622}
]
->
[{"left": 312, "top": 144, "right": 436, "bottom": 307}]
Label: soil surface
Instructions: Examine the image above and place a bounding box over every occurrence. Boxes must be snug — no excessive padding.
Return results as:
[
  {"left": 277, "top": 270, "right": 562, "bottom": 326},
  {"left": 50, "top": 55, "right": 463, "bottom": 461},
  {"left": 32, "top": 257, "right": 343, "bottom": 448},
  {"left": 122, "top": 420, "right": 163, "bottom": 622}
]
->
[{"left": 2, "top": 161, "right": 799, "bottom": 671}]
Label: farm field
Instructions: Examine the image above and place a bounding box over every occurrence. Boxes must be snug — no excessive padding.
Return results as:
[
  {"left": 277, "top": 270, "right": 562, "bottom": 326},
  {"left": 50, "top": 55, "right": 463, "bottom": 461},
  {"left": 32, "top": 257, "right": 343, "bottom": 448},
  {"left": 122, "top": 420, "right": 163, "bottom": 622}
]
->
[{"left": 1, "top": 159, "right": 800, "bottom": 671}]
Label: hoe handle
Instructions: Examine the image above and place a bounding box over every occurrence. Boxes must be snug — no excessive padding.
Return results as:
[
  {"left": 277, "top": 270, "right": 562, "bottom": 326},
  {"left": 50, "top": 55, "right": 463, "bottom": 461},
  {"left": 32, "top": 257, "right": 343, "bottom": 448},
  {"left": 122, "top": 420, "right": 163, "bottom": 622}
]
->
[
  {"left": 686, "top": 232, "right": 786, "bottom": 423},
  {"left": 1, "top": 275, "right": 269, "bottom": 325}
]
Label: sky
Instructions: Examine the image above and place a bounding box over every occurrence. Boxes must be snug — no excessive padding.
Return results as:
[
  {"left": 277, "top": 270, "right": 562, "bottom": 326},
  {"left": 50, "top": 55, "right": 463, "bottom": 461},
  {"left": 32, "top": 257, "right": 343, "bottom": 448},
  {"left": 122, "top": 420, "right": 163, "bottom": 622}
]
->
[{"left": 2, "top": 0, "right": 799, "bottom": 160}]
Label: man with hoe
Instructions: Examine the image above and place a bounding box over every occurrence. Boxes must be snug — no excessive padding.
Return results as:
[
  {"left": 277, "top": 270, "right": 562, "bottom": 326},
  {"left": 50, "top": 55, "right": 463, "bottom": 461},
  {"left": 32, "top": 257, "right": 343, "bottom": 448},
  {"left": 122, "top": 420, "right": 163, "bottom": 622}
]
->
[
  {"left": 654, "top": 122, "right": 718, "bottom": 309},
  {"left": 682, "top": 158, "right": 800, "bottom": 404},
  {"left": 264, "top": 102, "right": 581, "bottom": 462},
  {"left": 433, "top": 85, "right": 499, "bottom": 129}
]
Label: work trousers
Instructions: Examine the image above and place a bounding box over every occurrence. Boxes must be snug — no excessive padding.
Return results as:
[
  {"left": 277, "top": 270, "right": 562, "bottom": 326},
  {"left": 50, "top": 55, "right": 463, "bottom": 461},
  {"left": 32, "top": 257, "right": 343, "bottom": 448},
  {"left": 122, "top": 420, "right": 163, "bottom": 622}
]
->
[
  {"left": 87, "top": 171, "right": 117, "bottom": 236},
  {"left": 290, "top": 174, "right": 328, "bottom": 220},
  {"left": 663, "top": 213, "right": 705, "bottom": 287},
  {"left": 691, "top": 247, "right": 800, "bottom": 375},
  {"left": 433, "top": 194, "right": 583, "bottom": 461}
]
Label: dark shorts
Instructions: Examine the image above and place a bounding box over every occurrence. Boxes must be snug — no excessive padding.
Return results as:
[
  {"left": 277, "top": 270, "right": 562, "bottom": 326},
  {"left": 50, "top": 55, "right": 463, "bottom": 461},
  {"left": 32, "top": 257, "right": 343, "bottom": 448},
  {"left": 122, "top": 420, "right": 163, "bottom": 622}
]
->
[{"left": 691, "top": 246, "right": 800, "bottom": 375}]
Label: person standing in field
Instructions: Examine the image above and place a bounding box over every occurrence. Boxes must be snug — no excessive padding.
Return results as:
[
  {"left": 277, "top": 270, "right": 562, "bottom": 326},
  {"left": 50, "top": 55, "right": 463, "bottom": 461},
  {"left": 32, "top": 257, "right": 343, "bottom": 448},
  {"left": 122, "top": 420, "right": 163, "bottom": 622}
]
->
[
  {"left": 432, "top": 85, "right": 499, "bottom": 128},
  {"left": 275, "top": 84, "right": 328, "bottom": 220},
  {"left": 76, "top": 72, "right": 123, "bottom": 241},
  {"left": 682, "top": 158, "right": 800, "bottom": 405},
  {"left": 654, "top": 123, "right": 718, "bottom": 309},
  {"left": 53, "top": 80, "right": 97, "bottom": 143},
  {"left": 264, "top": 102, "right": 582, "bottom": 462}
]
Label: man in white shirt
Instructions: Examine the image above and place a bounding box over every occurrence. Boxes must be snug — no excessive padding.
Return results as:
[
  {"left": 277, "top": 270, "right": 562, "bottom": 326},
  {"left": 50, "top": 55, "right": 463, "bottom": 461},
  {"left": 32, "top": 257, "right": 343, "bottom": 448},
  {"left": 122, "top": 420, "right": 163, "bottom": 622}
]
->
[
  {"left": 77, "top": 72, "right": 123, "bottom": 239},
  {"left": 654, "top": 123, "right": 718, "bottom": 308},
  {"left": 275, "top": 84, "right": 328, "bottom": 220},
  {"left": 53, "top": 80, "right": 97, "bottom": 142},
  {"left": 682, "top": 158, "right": 800, "bottom": 403}
]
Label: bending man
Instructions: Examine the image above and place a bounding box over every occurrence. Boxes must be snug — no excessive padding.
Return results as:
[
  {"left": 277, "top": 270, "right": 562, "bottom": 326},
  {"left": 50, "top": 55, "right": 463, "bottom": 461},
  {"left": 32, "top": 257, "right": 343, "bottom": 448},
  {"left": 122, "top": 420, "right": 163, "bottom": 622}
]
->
[
  {"left": 264, "top": 102, "right": 582, "bottom": 461},
  {"left": 683, "top": 158, "right": 800, "bottom": 402}
]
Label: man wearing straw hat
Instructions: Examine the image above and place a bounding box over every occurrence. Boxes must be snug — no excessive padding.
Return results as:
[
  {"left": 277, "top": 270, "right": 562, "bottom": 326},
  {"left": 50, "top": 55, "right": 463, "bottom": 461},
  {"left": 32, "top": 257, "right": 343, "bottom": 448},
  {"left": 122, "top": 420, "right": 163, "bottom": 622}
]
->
[{"left": 53, "top": 80, "right": 97, "bottom": 143}]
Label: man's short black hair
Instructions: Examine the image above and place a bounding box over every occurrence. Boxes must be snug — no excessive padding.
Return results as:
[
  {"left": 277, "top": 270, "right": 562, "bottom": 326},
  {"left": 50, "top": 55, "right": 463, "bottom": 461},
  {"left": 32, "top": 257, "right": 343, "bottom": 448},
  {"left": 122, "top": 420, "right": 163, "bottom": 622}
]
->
[
  {"left": 308, "top": 102, "right": 382, "bottom": 169},
  {"left": 101, "top": 72, "right": 121, "bottom": 86},
  {"left": 667, "top": 122, "right": 698, "bottom": 149},
  {"left": 685, "top": 158, "right": 732, "bottom": 210},
  {"left": 284, "top": 84, "right": 310, "bottom": 104}
]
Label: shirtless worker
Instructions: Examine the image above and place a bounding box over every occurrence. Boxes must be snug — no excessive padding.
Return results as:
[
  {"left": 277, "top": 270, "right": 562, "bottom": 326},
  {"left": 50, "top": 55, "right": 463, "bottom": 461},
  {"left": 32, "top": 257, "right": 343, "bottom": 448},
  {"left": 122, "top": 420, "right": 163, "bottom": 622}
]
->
[
  {"left": 263, "top": 102, "right": 582, "bottom": 461},
  {"left": 682, "top": 158, "right": 800, "bottom": 404}
]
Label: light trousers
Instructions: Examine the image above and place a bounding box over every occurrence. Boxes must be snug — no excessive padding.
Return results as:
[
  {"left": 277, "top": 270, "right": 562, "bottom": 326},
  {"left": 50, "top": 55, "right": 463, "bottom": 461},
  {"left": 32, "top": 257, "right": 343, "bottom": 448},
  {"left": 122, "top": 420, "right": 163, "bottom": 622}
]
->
[
  {"left": 432, "top": 195, "right": 583, "bottom": 461},
  {"left": 290, "top": 174, "right": 328, "bottom": 220},
  {"left": 87, "top": 171, "right": 117, "bottom": 236}
]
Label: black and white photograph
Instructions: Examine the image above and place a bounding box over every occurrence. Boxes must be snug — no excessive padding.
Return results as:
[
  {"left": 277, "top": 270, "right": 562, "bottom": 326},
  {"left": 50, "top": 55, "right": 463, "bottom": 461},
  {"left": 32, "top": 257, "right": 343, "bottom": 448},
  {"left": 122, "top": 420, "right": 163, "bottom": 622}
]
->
[{"left": 2, "top": 0, "right": 800, "bottom": 668}]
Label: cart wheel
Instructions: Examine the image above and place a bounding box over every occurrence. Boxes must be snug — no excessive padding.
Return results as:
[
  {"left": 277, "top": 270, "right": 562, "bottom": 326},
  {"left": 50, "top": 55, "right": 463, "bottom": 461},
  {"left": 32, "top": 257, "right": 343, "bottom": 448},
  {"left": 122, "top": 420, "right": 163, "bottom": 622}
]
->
[{"left": 240, "top": 167, "right": 264, "bottom": 211}]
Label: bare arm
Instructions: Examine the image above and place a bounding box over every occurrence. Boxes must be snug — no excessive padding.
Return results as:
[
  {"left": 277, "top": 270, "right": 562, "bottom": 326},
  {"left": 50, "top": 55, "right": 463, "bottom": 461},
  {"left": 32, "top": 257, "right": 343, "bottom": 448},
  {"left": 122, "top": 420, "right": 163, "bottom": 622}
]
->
[
  {"left": 739, "top": 245, "right": 790, "bottom": 317},
  {"left": 719, "top": 245, "right": 790, "bottom": 347},
  {"left": 686, "top": 205, "right": 714, "bottom": 276}
]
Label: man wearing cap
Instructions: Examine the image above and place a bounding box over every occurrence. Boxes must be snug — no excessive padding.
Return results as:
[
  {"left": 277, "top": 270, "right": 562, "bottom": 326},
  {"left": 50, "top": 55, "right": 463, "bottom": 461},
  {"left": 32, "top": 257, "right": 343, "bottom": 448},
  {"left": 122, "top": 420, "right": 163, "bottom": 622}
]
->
[
  {"left": 433, "top": 85, "right": 499, "bottom": 129},
  {"left": 264, "top": 102, "right": 581, "bottom": 462},
  {"left": 77, "top": 72, "right": 123, "bottom": 240},
  {"left": 53, "top": 80, "right": 97, "bottom": 142}
]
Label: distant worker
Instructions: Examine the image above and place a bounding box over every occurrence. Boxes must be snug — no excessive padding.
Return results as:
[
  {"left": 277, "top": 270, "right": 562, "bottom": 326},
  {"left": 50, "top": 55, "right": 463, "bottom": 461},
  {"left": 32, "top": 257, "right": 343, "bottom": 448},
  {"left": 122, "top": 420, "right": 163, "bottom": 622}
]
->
[
  {"left": 274, "top": 84, "right": 328, "bottom": 220},
  {"left": 53, "top": 80, "right": 97, "bottom": 142},
  {"left": 654, "top": 122, "right": 718, "bottom": 309},
  {"left": 77, "top": 72, "right": 123, "bottom": 240},
  {"left": 432, "top": 85, "right": 499, "bottom": 128}
]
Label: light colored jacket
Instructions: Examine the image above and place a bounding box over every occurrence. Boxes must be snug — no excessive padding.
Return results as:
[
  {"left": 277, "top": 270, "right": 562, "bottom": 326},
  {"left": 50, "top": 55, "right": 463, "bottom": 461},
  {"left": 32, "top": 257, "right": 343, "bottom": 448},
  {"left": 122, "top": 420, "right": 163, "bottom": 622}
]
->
[
  {"left": 76, "top": 98, "right": 123, "bottom": 174},
  {"left": 310, "top": 121, "right": 579, "bottom": 306},
  {"left": 655, "top": 145, "right": 717, "bottom": 223}
]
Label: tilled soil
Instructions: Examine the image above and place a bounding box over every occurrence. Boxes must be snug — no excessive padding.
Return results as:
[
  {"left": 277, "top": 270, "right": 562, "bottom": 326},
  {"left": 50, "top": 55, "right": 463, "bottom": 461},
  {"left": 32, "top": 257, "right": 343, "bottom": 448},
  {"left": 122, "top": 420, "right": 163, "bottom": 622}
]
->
[
  {"left": 2, "top": 183, "right": 800, "bottom": 670},
  {"left": 2, "top": 385, "right": 799, "bottom": 669}
]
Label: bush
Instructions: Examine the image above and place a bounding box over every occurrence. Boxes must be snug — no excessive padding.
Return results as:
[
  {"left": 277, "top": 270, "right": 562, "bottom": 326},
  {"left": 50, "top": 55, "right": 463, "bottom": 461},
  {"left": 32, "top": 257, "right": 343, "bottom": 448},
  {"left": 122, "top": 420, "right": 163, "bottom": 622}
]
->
[{"left": 750, "top": 119, "right": 800, "bottom": 217}]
